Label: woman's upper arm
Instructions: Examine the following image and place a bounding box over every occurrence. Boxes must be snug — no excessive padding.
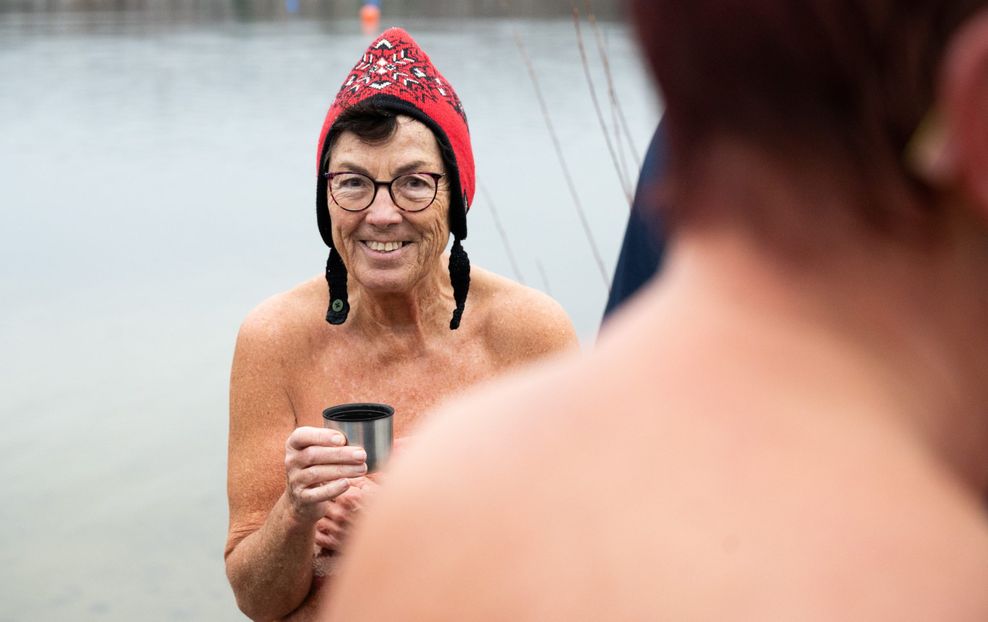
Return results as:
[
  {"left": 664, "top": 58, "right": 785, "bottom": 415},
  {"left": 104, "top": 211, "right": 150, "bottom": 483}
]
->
[{"left": 226, "top": 308, "right": 297, "bottom": 557}]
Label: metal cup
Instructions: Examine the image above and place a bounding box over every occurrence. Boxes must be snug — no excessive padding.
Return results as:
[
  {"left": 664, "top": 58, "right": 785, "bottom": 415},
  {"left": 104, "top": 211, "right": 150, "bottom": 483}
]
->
[{"left": 322, "top": 403, "right": 394, "bottom": 472}]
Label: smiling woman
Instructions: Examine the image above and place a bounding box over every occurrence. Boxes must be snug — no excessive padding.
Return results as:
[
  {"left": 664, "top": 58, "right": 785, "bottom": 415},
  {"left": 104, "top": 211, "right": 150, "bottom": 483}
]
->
[{"left": 223, "top": 27, "right": 578, "bottom": 621}]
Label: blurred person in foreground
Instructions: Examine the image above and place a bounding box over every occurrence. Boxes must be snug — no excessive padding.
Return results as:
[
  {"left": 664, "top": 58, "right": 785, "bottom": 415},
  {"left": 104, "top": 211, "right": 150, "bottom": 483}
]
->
[
  {"left": 224, "top": 28, "right": 576, "bottom": 621},
  {"left": 325, "top": 2, "right": 988, "bottom": 620}
]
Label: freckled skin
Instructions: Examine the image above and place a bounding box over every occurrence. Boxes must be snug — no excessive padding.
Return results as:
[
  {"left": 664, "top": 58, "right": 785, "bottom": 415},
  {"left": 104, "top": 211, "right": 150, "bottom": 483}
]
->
[{"left": 224, "top": 116, "right": 578, "bottom": 621}]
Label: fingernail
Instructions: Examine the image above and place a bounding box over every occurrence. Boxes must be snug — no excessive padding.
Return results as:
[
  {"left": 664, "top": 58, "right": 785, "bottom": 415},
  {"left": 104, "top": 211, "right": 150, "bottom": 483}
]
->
[
  {"left": 352, "top": 449, "right": 367, "bottom": 461},
  {"left": 331, "top": 434, "right": 346, "bottom": 445}
]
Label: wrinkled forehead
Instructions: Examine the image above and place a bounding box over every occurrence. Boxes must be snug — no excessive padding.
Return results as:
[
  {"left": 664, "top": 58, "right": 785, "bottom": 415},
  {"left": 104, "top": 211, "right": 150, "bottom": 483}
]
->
[{"left": 328, "top": 115, "right": 445, "bottom": 173}]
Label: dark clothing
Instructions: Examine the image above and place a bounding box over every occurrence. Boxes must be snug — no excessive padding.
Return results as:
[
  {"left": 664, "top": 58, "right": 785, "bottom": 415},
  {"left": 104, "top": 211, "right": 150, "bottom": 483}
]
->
[{"left": 603, "top": 122, "right": 667, "bottom": 319}]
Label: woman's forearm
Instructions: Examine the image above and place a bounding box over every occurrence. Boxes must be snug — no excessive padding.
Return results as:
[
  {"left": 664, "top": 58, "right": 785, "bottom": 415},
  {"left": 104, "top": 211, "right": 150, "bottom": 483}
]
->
[{"left": 226, "top": 492, "right": 318, "bottom": 621}]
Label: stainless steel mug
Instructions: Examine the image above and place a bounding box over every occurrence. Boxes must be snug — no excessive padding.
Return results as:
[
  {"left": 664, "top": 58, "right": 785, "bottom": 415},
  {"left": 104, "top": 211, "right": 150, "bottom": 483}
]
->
[{"left": 322, "top": 403, "right": 394, "bottom": 472}]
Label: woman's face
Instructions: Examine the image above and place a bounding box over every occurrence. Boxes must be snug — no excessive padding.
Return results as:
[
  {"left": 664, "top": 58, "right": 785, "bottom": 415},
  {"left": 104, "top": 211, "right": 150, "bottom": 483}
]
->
[{"left": 326, "top": 116, "right": 451, "bottom": 295}]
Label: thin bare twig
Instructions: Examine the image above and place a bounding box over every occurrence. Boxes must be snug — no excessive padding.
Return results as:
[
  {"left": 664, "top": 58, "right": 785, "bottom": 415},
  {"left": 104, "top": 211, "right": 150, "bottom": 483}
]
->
[
  {"left": 572, "top": 6, "right": 633, "bottom": 205},
  {"left": 611, "top": 84, "right": 631, "bottom": 197},
  {"left": 478, "top": 182, "right": 525, "bottom": 285},
  {"left": 511, "top": 28, "right": 610, "bottom": 289},
  {"left": 585, "top": 1, "right": 641, "bottom": 170}
]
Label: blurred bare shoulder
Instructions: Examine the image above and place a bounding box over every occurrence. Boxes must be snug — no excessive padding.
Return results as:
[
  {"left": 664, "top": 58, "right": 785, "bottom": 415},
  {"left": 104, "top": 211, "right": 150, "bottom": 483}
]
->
[
  {"left": 323, "top": 282, "right": 988, "bottom": 621},
  {"left": 468, "top": 265, "right": 579, "bottom": 361}
]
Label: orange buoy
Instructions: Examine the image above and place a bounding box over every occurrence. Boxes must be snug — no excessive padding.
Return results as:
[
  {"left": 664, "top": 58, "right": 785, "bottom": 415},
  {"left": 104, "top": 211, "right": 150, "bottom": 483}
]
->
[{"left": 360, "top": 4, "right": 381, "bottom": 34}]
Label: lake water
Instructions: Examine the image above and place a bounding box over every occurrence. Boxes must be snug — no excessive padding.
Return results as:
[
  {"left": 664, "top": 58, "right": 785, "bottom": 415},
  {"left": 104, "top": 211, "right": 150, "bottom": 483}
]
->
[{"left": 0, "top": 5, "right": 658, "bottom": 620}]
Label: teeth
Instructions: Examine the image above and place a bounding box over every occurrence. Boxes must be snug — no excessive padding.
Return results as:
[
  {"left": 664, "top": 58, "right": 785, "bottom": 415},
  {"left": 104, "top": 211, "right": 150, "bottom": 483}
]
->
[{"left": 367, "top": 241, "right": 403, "bottom": 252}]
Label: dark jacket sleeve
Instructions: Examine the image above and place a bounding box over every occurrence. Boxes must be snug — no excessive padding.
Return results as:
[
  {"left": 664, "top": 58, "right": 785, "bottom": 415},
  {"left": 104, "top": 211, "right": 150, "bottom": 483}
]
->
[{"left": 602, "top": 120, "right": 668, "bottom": 320}]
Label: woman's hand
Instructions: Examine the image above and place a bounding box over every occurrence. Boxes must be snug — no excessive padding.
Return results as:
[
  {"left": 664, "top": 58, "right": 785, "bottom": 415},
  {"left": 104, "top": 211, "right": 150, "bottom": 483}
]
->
[
  {"left": 315, "top": 476, "right": 382, "bottom": 552},
  {"left": 311, "top": 435, "right": 410, "bottom": 553},
  {"left": 284, "top": 427, "right": 368, "bottom": 526},
  {"left": 314, "top": 496, "right": 355, "bottom": 553}
]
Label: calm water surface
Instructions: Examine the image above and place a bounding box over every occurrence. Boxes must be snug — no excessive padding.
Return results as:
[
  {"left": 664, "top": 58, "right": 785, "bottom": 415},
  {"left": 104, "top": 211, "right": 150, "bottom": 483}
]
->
[{"left": 0, "top": 7, "right": 658, "bottom": 620}]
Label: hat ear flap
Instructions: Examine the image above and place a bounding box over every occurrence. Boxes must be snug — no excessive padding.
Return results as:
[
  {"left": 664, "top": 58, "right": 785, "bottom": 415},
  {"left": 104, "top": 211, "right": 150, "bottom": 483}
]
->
[
  {"left": 317, "top": 143, "right": 336, "bottom": 248},
  {"left": 449, "top": 190, "right": 468, "bottom": 240},
  {"left": 326, "top": 249, "right": 350, "bottom": 325}
]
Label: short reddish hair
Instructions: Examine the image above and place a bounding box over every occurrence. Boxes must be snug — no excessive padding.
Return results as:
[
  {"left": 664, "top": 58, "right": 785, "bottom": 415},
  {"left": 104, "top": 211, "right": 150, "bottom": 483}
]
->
[{"left": 631, "top": 0, "right": 986, "bottom": 233}]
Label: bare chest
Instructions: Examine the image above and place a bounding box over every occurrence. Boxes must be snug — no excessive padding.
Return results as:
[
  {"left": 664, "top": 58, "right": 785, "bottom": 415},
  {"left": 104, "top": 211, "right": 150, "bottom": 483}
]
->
[{"left": 288, "top": 338, "right": 500, "bottom": 438}]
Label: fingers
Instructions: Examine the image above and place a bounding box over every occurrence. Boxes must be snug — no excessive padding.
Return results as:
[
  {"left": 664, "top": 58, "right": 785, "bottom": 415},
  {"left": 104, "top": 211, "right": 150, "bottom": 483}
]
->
[
  {"left": 322, "top": 501, "right": 351, "bottom": 525},
  {"left": 346, "top": 476, "right": 380, "bottom": 506},
  {"left": 315, "top": 530, "right": 341, "bottom": 552},
  {"left": 286, "top": 445, "right": 367, "bottom": 476},
  {"left": 335, "top": 486, "right": 365, "bottom": 512},
  {"left": 346, "top": 475, "right": 377, "bottom": 489},
  {"left": 287, "top": 426, "right": 347, "bottom": 451},
  {"left": 316, "top": 504, "right": 353, "bottom": 552},
  {"left": 291, "top": 463, "right": 368, "bottom": 489},
  {"left": 293, "top": 477, "right": 351, "bottom": 506},
  {"left": 317, "top": 517, "right": 346, "bottom": 538}
]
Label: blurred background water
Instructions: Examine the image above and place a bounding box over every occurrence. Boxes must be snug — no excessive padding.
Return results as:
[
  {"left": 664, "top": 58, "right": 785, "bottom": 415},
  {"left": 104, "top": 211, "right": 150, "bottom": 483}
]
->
[{"left": 0, "top": 1, "right": 659, "bottom": 619}]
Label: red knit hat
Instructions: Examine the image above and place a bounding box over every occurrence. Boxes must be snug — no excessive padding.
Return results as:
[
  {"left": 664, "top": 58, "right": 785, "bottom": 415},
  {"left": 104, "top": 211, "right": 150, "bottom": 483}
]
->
[{"left": 315, "top": 28, "right": 474, "bottom": 329}]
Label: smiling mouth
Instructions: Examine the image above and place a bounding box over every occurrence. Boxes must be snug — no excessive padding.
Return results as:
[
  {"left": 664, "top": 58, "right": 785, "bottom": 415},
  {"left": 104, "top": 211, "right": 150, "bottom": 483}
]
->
[{"left": 363, "top": 240, "right": 409, "bottom": 253}]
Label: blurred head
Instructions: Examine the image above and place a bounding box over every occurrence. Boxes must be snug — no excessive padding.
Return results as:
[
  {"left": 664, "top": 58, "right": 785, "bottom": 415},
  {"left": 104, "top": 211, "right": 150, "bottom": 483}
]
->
[{"left": 630, "top": 0, "right": 988, "bottom": 250}]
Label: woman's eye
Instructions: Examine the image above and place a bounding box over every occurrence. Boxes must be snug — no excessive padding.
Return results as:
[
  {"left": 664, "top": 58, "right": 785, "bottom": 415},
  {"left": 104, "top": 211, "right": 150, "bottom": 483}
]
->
[{"left": 399, "top": 175, "right": 434, "bottom": 190}]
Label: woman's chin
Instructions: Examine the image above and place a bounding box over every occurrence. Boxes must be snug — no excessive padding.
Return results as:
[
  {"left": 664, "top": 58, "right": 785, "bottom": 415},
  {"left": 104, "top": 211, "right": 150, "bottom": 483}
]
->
[{"left": 351, "top": 268, "right": 416, "bottom": 295}]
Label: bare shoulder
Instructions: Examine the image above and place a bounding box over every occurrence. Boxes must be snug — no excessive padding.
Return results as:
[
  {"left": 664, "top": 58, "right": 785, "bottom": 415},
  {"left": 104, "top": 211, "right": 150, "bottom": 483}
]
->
[
  {"left": 467, "top": 265, "right": 578, "bottom": 360},
  {"left": 234, "top": 276, "right": 325, "bottom": 357},
  {"left": 228, "top": 275, "right": 326, "bottom": 426}
]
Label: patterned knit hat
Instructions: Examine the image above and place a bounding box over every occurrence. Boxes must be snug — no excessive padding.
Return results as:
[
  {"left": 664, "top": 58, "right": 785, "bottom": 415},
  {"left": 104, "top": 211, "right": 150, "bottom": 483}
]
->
[{"left": 316, "top": 28, "right": 474, "bottom": 329}]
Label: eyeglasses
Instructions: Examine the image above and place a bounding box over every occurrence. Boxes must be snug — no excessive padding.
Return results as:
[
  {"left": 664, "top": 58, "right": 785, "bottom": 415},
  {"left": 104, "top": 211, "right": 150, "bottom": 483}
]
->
[{"left": 324, "top": 171, "right": 445, "bottom": 213}]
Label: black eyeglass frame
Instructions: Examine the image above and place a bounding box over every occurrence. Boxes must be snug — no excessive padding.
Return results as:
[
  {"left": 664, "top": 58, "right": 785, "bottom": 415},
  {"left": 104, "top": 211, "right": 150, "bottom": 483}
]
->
[{"left": 323, "top": 171, "right": 446, "bottom": 213}]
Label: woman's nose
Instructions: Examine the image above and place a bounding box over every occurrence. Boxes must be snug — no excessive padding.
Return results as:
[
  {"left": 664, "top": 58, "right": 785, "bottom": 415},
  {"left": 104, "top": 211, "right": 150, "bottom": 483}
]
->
[{"left": 364, "top": 187, "right": 403, "bottom": 226}]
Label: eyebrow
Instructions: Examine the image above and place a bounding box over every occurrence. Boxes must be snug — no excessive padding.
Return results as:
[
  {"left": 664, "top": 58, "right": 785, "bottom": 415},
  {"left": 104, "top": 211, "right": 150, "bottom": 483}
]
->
[{"left": 332, "top": 159, "right": 442, "bottom": 178}]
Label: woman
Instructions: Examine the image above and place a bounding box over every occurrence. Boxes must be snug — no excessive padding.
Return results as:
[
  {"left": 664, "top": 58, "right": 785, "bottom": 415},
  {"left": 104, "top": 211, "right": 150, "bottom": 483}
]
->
[{"left": 224, "top": 28, "right": 577, "bottom": 621}]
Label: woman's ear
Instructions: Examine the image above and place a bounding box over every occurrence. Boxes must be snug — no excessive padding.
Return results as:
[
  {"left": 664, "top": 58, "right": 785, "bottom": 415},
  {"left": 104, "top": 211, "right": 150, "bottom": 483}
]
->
[{"left": 939, "top": 10, "right": 988, "bottom": 220}]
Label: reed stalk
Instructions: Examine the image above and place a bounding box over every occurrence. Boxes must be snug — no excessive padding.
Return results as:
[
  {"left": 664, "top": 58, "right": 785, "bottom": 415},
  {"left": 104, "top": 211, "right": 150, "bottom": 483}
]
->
[
  {"left": 510, "top": 28, "right": 610, "bottom": 288},
  {"left": 585, "top": 0, "right": 641, "bottom": 170},
  {"left": 478, "top": 182, "right": 526, "bottom": 285},
  {"left": 572, "top": 6, "right": 633, "bottom": 206}
]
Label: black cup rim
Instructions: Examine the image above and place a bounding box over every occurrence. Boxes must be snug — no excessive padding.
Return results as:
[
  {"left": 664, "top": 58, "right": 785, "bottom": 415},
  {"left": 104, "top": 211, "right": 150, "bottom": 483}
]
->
[{"left": 322, "top": 402, "right": 394, "bottom": 422}]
